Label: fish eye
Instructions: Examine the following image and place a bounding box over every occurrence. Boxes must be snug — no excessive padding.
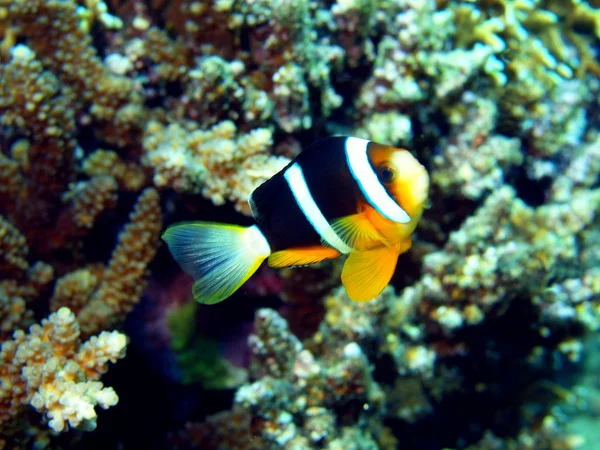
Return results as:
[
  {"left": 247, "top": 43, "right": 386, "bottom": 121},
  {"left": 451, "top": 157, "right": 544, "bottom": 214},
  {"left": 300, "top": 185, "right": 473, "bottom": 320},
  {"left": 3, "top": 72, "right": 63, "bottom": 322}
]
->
[{"left": 377, "top": 165, "right": 395, "bottom": 184}]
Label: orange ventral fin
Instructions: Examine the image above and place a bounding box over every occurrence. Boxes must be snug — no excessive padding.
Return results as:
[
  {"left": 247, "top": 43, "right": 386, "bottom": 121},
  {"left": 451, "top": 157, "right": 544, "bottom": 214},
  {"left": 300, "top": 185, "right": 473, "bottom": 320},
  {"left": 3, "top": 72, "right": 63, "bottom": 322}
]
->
[
  {"left": 341, "top": 244, "right": 401, "bottom": 302},
  {"left": 330, "top": 213, "right": 387, "bottom": 251},
  {"left": 268, "top": 245, "right": 341, "bottom": 268}
]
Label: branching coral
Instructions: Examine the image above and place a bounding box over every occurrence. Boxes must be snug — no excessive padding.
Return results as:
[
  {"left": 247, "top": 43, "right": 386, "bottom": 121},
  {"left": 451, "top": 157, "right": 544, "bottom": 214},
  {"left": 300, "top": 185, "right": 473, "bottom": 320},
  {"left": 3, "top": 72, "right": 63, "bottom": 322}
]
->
[
  {"left": 62, "top": 176, "right": 120, "bottom": 231},
  {"left": 526, "top": 78, "right": 592, "bottom": 159},
  {"left": 0, "top": 215, "right": 28, "bottom": 278},
  {"left": 49, "top": 266, "right": 103, "bottom": 318},
  {"left": 144, "top": 26, "right": 193, "bottom": 82},
  {"left": 0, "top": 186, "right": 160, "bottom": 442},
  {"left": 350, "top": 0, "right": 599, "bottom": 146},
  {"left": 54, "top": 188, "right": 162, "bottom": 336},
  {"left": 142, "top": 120, "right": 289, "bottom": 215},
  {"left": 317, "top": 286, "right": 436, "bottom": 380},
  {"left": 82, "top": 150, "right": 146, "bottom": 192},
  {"left": 172, "top": 126, "right": 599, "bottom": 449},
  {"left": 433, "top": 93, "right": 523, "bottom": 200},
  {"left": 453, "top": 0, "right": 600, "bottom": 127},
  {"left": 0, "top": 307, "right": 127, "bottom": 441},
  {"left": 0, "top": 216, "right": 39, "bottom": 340},
  {"left": 533, "top": 138, "right": 600, "bottom": 333},
  {"left": 166, "top": 0, "right": 345, "bottom": 131},
  {"left": 248, "top": 309, "right": 303, "bottom": 379},
  {"left": 0, "top": 239, "right": 54, "bottom": 342},
  {"left": 410, "top": 173, "right": 600, "bottom": 335},
  {"left": 172, "top": 308, "right": 389, "bottom": 450},
  {"left": 183, "top": 56, "right": 266, "bottom": 127},
  {"left": 0, "top": 45, "right": 76, "bottom": 248},
  {"left": 0, "top": 284, "right": 33, "bottom": 343},
  {"left": 5, "top": 0, "right": 143, "bottom": 144},
  {"left": 0, "top": 3, "right": 163, "bottom": 443},
  {"left": 351, "top": 0, "right": 502, "bottom": 145}
]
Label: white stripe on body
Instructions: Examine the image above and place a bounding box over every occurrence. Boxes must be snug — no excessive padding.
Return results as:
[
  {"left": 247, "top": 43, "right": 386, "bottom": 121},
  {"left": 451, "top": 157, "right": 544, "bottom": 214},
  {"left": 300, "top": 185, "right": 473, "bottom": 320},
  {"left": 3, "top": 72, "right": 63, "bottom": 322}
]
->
[
  {"left": 284, "top": 163, "right": 353, "bottom": 254},
  {"left": 344, "top": 137, "right": 411, "bottom": 223}
]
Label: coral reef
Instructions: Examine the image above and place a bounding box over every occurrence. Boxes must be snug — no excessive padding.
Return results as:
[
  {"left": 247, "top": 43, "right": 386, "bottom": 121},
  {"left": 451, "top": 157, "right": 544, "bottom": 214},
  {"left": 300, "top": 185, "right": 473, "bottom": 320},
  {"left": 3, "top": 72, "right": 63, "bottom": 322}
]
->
[
  {"left": 170, "top": 309, "right": 389, "bottom": 450},
  {"left": 0, "top": 307, "right": 126, "bottom": 445},
  {"left": 0, "top": 185, "right": 160, "bottom": 443},
  {"left": 64, "top": 188, "right": 162, "bottom": 336},
  {"left": 0, "top": 0, "right": 599, "bottom": 448},
  {"left": 142, "top": 120, "right": 288, "bottom": 215}
]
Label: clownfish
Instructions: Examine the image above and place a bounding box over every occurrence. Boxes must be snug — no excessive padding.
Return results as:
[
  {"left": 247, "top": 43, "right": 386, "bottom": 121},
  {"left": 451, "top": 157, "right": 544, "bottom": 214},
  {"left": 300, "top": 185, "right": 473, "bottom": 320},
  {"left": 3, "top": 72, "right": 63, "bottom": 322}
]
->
[{"left": 162, "top": 136, "right": 429, "bottom": 304}]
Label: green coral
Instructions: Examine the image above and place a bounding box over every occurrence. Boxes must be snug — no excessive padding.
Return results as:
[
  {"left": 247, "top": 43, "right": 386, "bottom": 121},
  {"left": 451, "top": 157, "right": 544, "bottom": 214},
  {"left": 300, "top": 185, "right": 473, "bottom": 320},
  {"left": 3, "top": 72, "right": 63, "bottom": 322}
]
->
[{"left": 167, "top": 299, "right": 198, "bottom": 352}]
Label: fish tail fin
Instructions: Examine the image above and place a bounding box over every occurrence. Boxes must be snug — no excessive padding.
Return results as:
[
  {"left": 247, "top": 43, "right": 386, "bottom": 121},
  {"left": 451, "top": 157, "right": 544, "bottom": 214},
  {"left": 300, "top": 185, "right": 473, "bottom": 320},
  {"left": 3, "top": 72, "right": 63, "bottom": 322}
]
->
[{"left": 162, "top": 222, "right": 271, "bottom": 305}]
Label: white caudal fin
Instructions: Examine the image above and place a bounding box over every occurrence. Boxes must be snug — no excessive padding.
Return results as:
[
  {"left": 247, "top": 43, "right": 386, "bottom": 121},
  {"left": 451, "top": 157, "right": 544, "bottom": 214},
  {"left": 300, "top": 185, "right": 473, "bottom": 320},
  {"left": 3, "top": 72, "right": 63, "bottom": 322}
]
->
[{"left": 162, "top": 222, "right": 271, "bottom": 305}]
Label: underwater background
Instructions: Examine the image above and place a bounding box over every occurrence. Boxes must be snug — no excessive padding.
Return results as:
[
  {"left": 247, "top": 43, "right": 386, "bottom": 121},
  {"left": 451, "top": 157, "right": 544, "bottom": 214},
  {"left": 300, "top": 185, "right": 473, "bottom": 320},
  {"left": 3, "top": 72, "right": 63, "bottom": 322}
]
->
[{"left": 1, "top": 0, "right": 600, "bottom": 449}]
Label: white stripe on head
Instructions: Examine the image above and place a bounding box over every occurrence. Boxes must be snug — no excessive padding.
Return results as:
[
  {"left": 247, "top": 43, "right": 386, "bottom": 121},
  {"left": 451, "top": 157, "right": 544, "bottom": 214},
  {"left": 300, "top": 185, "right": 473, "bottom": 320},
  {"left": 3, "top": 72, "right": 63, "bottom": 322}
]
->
[
  {"left": 284, "top": 163, "right": 353, "bottom": 254},
  {"left": 344, "top": 137, "right": 411, "bottom": 223}
]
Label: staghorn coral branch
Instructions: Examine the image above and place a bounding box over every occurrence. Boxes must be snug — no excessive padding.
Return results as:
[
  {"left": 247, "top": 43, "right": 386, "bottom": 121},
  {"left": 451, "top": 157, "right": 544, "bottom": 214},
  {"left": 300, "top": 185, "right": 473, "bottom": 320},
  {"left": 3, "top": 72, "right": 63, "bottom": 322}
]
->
[
  {"left": 49, "top": 266, "right": 103, "bottom": 317},
  {"left": 0, "top": 46, "right": 76, "bottom": 250},
  {"left": 76, "top": 188, "right": 162, "bottom": 336},
  {"left": 7, "top": 0, "right": 134, "bottom": 118},
  {"left": 82, "top": 150, "right": 147, "bottom": 192},
  {"left": 63, "top": 176, "right": 119, "bottom": 231},
  {"left": 5, "top": 0, "right": 145, "bottom": 148}
]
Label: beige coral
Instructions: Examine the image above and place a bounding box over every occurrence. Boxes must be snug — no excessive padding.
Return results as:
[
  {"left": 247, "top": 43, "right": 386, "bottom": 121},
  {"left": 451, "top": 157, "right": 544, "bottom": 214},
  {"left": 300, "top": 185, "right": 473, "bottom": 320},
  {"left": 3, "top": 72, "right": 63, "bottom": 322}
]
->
[
  {"left": 62, "top": 176, "right": 119, "bottom": 230},
  {"left": 0, "top": 307, "right": 127, "bottom": 435},
  {"left": 143, "top": 120, "right": 289, "bottom": 215},
  {"left": 6, "top": 0, "right": 137, "bottom": 117},
  {"left": 47, "top": 188, "right": 161, "bottom": 337},
  {"left": 0, "top": 284, "right": 33, "bottom": 341},
  {"left": 82, "top": 150, "right": 146, "bottom": 192},
  {"left": 49, "top": 266, "right": 103, "bottom": 316},
  {"left": 0, "top": 255, "right": 55, "bottom": 342},
  {"left": 75, "top": 188, "right": 162, "bottom": 336},
  {"left": 0, "top": 215, "right": 28, "bottom": 278},
  {"left": 3, "top": 0, "right": 145, "bottom": 149},
  {"left": 0, "top": 153, "right": 24, "bottom": 212},
  {"left": 0, "top": 45, "right": 76, "bottom": 246}
]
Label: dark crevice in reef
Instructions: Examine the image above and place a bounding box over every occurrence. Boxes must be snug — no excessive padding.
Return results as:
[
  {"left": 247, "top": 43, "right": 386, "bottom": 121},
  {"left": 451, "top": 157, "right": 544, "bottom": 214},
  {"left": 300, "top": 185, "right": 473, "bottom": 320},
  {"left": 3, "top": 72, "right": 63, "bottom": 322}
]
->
[
  {"left": 496, "top": 104, "right": 526, "bottom": 138},
  {"left": 76, "top": 114, "right": 101, "bottom": 153},
  {"left": 238, "top": 24, "right": 252, "bottom": 53},
  {"left": 414, "top": 103, "right": 452, "bottom": 150},
  {"left": 508, "top": 165, "right": 553, "bottom": 207},
  {"left": 392, "top": 251, "right": 425, "bottom": 289},
  {"left": 90, "top": 22, "right": 109, "bottom": 60},
  {"left": 426, "top": 186, "right": 480, "bottom": 239},
  {"left": 307, "top": 84, "right": 342, "bottom": 141},
  {"left": 143, "top": 80, "right": 185, "bottom": 109},
  {"left": 79, "top": 190, "right": 144, "bottom": 263}
]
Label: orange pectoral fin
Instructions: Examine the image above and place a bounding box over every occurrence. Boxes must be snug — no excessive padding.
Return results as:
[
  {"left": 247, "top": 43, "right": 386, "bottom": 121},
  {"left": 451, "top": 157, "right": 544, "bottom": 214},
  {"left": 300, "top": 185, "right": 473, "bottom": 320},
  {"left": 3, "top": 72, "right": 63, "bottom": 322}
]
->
[
  {"left": 341, "top": 244, "right": 401, "bottom": 302},
  {"left": 268, "top": 245, "right": 341, "bottom": 268},
  {"left": 330, "top": 213, "right": 387, "bottom": 250}
]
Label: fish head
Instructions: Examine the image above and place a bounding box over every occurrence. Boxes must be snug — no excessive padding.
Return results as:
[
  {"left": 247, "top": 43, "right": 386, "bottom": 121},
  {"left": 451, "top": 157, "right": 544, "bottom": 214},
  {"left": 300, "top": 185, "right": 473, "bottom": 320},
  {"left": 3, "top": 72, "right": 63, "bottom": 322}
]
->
[{"left": 367, "top": 143, "right": 430, "bottom": 223}]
